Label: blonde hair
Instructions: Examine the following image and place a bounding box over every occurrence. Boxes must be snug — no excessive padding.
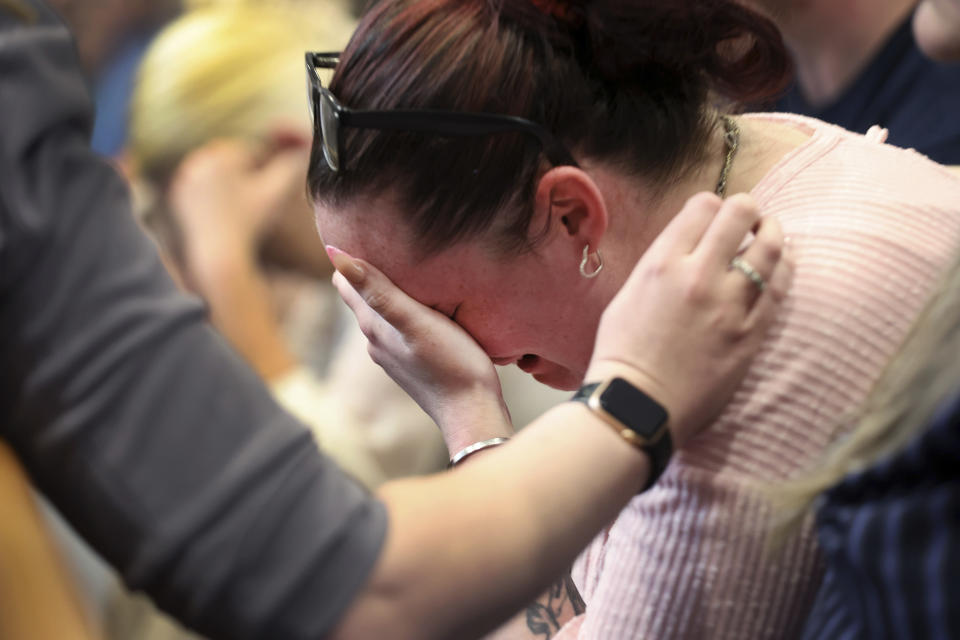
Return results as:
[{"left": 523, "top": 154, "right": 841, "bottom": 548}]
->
[
  {"left": 128, "top": 0, "right": 353, "bottom": 262},
  {"left": 129, "top": 0, "right": 354, "bottom": 185},
  {"left": 773, "top": 251, "right": 960, "bottom": 531}
]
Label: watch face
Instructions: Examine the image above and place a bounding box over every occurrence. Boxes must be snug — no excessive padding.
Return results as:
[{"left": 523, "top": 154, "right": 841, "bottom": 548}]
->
[{"left": 599, "top": 378, "right": 668, "bottom": 440}]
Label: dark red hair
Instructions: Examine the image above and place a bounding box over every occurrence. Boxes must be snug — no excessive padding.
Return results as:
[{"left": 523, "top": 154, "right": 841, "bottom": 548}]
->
[{"left": 308, "top": 0, "right": 792, "bottom": 255}]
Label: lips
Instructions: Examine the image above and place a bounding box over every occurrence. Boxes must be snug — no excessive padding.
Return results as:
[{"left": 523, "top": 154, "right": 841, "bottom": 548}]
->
[{"left": 490, "top": 353, "right": 543, "bottom": 372}]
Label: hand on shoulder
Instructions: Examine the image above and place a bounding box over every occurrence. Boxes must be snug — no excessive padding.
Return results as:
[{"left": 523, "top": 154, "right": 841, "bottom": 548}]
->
[{"left": 588, "top": 192, "right": 793, "bottom": 447}]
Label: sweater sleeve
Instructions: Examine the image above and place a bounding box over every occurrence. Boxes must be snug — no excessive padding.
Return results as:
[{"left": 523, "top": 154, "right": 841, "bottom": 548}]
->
[{"left": 0, "top": 3, "right": 386, "bottom": 638}]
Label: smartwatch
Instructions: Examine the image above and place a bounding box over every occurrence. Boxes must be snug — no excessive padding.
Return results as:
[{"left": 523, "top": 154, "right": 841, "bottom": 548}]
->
[{"left": 572, "top": 377, "right": 672, "bottom": 492}]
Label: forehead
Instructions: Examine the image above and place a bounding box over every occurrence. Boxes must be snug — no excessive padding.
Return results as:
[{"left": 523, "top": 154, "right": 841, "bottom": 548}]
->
[
  {"left": 315, "top": 194, "right": 413, "bottom": 265},
  {"left": 313, "top": 196, "right": 496, "bottom": 305}
]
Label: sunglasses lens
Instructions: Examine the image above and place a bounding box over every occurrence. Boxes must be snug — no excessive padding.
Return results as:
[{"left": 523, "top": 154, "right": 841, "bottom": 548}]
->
[{"left": 320, "top": 92, "right": 340, "bottom": 172}]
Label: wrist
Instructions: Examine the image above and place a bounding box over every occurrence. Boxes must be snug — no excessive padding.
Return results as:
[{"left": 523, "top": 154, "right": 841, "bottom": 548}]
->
[
  {"left": 447, "top": 437, "right": 510, "bottom": 468},
  {"left": 570, "top": 377, "right": 672, "bottom": 493},
  {"left": 186, "top": 241, "right": 260, "bottom": 297},
  {"left": 560, "top": 400, "right": 653, "bottom": 489},
  {"left": 583, "top": 360, "right": 684, "bottom": 445},
  {"left": 437, "top": 395, "right": 514, "bottom": 456}
]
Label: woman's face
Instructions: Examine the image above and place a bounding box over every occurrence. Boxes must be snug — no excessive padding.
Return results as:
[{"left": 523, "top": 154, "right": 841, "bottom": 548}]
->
[
  {"left": 914, "top": 0, "right": 960, "bottom": 61},
  {"left": 315, "top": 198, "right": 609, "bottom": 391}
]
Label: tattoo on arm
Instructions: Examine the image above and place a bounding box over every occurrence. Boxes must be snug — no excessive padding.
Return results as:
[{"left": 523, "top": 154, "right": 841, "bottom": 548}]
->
[{"left": 524, "top": 572, "right": 585, "bottom": 639}]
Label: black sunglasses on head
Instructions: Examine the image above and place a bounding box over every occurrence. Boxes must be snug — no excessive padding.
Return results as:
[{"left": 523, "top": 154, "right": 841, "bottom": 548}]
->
[{"left": 305, "top": 51, "right": 579, "bottom": 173}]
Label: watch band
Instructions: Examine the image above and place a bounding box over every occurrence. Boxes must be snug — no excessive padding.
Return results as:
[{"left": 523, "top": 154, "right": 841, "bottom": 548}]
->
[{"left": 572, "top": 379, "right": 673, "bottom": 492}]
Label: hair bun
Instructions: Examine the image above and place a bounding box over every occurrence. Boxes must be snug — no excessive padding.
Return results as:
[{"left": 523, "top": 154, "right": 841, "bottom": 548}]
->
[{"left": 577, "top": 0, "right": 791, "bottom": 104}]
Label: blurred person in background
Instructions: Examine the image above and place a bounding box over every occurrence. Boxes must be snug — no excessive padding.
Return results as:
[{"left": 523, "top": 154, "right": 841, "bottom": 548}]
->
[
  {"left": 748, "top": 0, "right": 960, "bottom": 164},
  {"left": 914, "top": 0, "right": 960, "bottom": 61},
  {"left": 776, "top": 5, "right": 960, "bottom": 637},
  {"left": 45, "top": 0, "right": 181, "bottom": 157}
]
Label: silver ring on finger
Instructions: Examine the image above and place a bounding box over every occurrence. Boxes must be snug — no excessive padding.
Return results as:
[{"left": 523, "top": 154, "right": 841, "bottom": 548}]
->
[{"left": 729, "top": 256, "right": 766, "bottom": 292}]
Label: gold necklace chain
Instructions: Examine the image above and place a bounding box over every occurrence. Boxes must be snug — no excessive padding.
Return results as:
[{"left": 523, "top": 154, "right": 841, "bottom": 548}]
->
[{"left": 715, "top": 115, "right": 740, "bottom": 198}]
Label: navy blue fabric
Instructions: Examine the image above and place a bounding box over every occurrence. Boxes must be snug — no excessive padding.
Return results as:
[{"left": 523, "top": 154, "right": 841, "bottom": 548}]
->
[
  {"left": 773, "top": 17, "right": 960, "bottom": 165},
  {"left": 802, "top": 390, "right": 960, "bottom": 639},
  {"left": 91, "top": 29, "right": 156, "bottom": 156}
]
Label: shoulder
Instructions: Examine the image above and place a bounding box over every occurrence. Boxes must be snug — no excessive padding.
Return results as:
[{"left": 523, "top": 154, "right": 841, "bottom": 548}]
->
[
  {"left": 0, "top": 0, "right": 95, "bottom": 290},
  {"left": 748, "top": 113, "right": 960, "bottom": 244}
]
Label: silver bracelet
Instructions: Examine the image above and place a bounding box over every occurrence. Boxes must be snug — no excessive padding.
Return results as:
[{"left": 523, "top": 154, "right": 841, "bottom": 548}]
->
[{"left": 447, "top": 437, "right": 510, "bottom": 468}]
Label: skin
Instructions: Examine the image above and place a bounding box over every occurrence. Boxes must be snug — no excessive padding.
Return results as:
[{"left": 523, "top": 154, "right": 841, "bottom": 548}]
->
[
  {"left": 316, "top": 116, "right": 809, "bottom": 395},
  {"left": 325, "top": 193, "right": 793, "bottom": 639},
  {"left": 913, "top": 0, "right": 960, "bottom": 176},
  {"left": 167, "top": 133, "right": 336, "bottom": 382},
  {"left": 0, "top": 443, "right": 100, "bottom": 640},
  {"left": 318, "top": 117, "right": 804, "bottom": 639},
  {"left": 745, "top": 0, "right": 917, "bottom": 106},
  {"left": 321, "top": 186, "right": 608, "bottom": 391},
  {"left": 914, "top": 0, "right": 960, "bottom": 60},
  {"left": 2, "top": 4, "right": 791, "bottom": 640},
  {"left": 169, "top": 140, "right": 313, "bottom": 380}
]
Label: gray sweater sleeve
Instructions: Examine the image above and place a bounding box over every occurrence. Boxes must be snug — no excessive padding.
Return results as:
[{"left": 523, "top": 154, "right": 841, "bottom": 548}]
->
[{"left": 0, "top": 3, "right": 387, "bottom": 638}]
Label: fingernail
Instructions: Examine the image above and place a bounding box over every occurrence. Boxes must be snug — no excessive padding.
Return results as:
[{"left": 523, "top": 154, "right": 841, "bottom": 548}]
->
[{"left": 325, "top": 245, "right": 364, "bottom": 285}]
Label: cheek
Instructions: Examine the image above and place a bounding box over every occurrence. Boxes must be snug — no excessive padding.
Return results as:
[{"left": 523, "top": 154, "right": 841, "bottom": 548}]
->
[
  {"left": 457, "top": 308, "right": 533, "bottom": 356},
  {"left": 459, "top": 295, "right": 599, "bottom": 366}
]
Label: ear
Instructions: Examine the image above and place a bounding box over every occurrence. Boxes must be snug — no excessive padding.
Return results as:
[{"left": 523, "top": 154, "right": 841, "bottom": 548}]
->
[{"left": 533, "top": 166, "right": 610, "bottom": 255}]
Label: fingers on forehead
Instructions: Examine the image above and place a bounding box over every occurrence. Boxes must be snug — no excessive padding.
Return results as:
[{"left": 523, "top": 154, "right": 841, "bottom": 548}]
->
[{"left": 332, "top": 271, "right": 365, "bottom": 315}]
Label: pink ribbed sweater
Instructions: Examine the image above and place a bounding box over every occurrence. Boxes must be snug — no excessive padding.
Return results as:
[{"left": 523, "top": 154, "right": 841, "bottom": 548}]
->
[{"left": 556, "top": 114, "right": 960, "bottom": 639}]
